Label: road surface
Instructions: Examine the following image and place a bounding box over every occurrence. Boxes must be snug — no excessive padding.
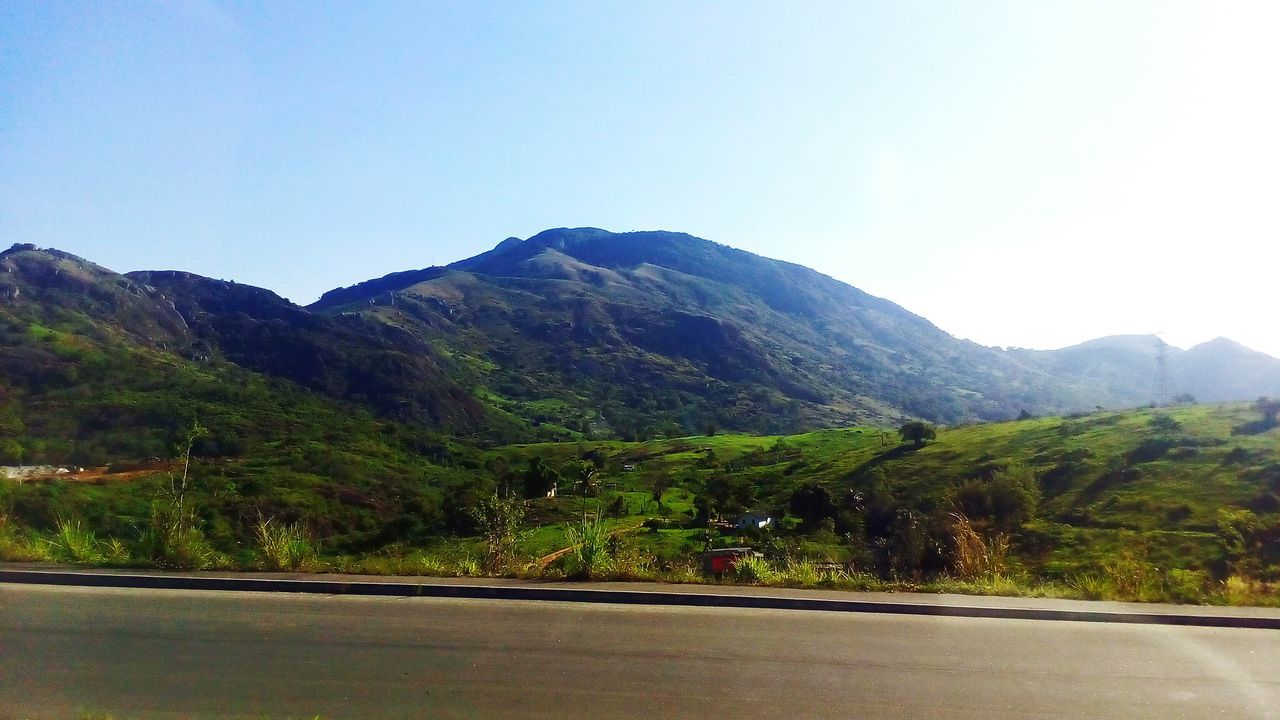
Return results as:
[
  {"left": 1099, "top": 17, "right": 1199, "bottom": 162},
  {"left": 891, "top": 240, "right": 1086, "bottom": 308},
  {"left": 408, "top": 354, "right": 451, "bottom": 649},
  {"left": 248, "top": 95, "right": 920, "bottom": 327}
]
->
[{"left": 2, "top": 583, "right": 1278, "bottom": 719}]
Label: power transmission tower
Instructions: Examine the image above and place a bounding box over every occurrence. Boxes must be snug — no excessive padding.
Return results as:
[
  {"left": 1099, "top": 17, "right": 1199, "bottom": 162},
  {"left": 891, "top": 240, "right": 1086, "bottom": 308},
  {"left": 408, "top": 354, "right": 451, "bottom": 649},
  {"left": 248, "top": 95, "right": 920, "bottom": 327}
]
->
[{"left": 1153, "top": 336, "right": 1173, "bottom": 407}]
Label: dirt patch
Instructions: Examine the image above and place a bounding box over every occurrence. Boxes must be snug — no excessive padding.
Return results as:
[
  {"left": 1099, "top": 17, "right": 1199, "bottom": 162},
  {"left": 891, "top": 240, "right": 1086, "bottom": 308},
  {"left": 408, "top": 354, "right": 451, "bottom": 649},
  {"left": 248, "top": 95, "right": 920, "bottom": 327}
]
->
[{"left": 13, "top": 464, "right": 172, "bottom": 484}]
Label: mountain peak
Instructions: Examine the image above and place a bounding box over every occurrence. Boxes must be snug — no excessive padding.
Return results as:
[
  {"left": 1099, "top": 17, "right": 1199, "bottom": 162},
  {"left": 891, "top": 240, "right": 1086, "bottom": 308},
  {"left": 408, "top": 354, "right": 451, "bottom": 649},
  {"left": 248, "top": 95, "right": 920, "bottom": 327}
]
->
[
  {"left": 1, "top": 243, "right": 98, "bottom": 269},
  {"left": 524, "top": 227, "right": 615, "bottom": 249}
]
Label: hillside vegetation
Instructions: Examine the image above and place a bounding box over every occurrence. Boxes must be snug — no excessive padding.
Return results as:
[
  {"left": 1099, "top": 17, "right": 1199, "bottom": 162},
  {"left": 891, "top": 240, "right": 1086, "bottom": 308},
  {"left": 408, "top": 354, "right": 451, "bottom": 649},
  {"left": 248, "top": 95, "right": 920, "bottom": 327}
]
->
[{"left": 4, "top": 402, "right": 1278, "bottom": 604}]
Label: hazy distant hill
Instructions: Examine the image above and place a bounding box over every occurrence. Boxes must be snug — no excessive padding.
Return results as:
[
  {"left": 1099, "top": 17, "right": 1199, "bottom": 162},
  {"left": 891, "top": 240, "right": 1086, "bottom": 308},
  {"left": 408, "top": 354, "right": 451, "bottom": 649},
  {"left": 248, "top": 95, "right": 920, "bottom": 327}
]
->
[{"left": 1011, "top": 335, "right": 1280, "bottom": 408}]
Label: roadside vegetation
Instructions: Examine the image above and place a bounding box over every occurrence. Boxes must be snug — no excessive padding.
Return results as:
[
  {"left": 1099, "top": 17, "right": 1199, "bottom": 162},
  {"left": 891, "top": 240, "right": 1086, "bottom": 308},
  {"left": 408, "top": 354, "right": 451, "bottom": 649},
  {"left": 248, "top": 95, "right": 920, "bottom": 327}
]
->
[{"left": 3, "top": 401, "right": 1279, "bottom": 607}]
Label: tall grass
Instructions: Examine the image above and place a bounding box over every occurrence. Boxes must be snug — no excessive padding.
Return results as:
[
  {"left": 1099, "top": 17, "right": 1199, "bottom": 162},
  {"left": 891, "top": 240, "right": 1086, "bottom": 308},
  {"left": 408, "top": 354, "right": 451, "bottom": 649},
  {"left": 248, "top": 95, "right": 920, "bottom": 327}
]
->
[
  {"left": 142, "top": 499, "right": 219, "bottom": 570},
  {"left": 0, "top": 516, "right": 50, "bottom": 561},
  {"left": 733, "top": 555, "right": 774, "bottom": 583},
  {"left": 948, "top": 513, "right": 1010, "bottom": 580},
  {"left": 564, "top": 515, "right": 612, "bottom": 579},
  {"left": 49, "top": 518, "right": 103, "bottom": 564},
  {"left": 255, "top": 516, "right": 320, "bottom": 572}
]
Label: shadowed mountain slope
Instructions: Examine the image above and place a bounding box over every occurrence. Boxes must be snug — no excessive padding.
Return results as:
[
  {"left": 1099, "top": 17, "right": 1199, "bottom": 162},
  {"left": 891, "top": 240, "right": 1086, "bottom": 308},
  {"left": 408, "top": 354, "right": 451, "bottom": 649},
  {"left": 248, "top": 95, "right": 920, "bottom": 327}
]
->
[
  {"left": 0, "top": 244, "right": 486, "bottom": 443},
  {"left": 312, "top": 228, "right": 1155, "bottom": 437}
]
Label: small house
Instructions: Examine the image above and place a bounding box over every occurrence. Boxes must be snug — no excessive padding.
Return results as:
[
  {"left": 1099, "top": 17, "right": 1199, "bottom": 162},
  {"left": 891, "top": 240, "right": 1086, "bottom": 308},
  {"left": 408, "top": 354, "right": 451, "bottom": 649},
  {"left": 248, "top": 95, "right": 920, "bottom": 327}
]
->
[{"left": 734, "top": 513, "right": 773, "bottom": 530}]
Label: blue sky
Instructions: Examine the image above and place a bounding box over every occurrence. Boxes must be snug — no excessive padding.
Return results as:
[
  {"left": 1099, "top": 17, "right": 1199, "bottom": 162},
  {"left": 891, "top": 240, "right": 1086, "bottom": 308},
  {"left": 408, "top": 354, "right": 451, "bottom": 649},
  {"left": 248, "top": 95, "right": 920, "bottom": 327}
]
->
[{"left": 3, "top": 1, "right": 1278, "bottom": 356}]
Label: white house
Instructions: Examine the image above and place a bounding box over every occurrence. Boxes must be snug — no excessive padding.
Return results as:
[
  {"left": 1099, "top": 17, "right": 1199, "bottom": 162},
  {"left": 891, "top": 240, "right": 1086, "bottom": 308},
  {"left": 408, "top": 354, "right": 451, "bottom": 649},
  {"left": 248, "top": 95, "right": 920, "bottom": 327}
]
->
[{"left": 734, "top": 513, "right": 773, "bottom": 530}]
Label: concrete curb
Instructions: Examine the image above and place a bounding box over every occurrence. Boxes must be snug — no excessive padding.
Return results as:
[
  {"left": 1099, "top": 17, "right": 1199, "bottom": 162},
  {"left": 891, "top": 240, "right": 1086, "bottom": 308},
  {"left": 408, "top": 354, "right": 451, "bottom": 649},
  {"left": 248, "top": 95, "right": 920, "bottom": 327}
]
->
[{"left": 4, "top": 568, "right": 1279, "bottom": 630}]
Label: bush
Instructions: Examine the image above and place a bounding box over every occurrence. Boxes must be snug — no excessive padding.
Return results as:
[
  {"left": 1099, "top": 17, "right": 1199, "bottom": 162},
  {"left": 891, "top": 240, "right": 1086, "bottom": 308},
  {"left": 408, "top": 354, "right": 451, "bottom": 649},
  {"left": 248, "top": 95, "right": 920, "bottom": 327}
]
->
[
  {"left": 778, "top": 558, "right": 820, "bottom": 586},
  {"left": 1069, "top": 573, "right": 1110, "bottom": 600},
  {"left": 1103, "top": 549, "right": 1160, "bottom": 601},
  {"left": 898, "top": 421, "right": 937, "bottom": 446},
  {"left": 1163, "top": 569, "right": 1209, "bottom": 604},
  {"left": 951, "top": 466, "right": 1039, "bottom": 534},
  {"left": 470, "top": 492, "right": 526, "bottom": 573},
  {"left": 0, "top": 519, "right": 50, "bottom": 562}
]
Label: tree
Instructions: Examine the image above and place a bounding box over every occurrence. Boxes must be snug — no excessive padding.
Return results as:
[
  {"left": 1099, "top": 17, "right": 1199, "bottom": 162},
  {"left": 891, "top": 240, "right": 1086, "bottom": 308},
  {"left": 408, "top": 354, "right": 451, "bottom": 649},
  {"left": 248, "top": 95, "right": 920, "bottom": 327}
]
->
[
  {"left": 650, "top": 473, "right": 674, "bottom": 510},
  {"left": 898, "top": 421, "right": 937, "bottom": 447},
  {"left": 522, "top": 456, "right": 561, "bottom": 499},
  {"left": 696, "top": 474, "right": 754, "bottom": 522},
  {"left": 1256, "top": 397, "right": 1280, "bottom": 425},
  {"left": 0, "top": 439, "right": 24, "bottom": 465},
  {"left": 562, "top": 459, "right": 599, "bottom": 524},
  {"left": 789, "top": 482, "right": 836, "bottom": 530}
]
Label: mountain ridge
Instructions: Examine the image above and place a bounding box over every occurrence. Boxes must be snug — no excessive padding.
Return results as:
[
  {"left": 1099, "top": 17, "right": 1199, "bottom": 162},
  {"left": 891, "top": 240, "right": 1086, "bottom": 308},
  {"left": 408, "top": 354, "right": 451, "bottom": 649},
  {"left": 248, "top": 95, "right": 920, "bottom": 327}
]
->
[{"left": 5, "top": 234, "right": 1280, "bottom": 442}]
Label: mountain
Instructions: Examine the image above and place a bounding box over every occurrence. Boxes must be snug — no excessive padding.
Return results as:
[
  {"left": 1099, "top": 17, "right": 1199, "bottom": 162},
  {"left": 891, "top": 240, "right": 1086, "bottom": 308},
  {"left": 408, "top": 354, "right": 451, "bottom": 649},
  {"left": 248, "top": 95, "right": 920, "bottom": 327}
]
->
[
  {"left": 125, "top": 270, "right": 484, "bottom": 429},
  {"left": 312, "top": 228, "right": 1076, "bottom": 437},
  {"left": 6, "top": 232, "right": 1280, "bottom": 450},
  {"left": 0, "top": 244, "right": 487, "bottom": 465}
]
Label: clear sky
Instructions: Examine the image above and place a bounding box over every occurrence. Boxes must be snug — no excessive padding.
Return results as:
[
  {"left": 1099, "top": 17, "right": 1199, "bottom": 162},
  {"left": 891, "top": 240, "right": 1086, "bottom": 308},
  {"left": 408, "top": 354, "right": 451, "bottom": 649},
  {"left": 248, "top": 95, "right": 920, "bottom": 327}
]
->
[{"left": 3, "top": 1, "right": 1277, "bottom": 357}]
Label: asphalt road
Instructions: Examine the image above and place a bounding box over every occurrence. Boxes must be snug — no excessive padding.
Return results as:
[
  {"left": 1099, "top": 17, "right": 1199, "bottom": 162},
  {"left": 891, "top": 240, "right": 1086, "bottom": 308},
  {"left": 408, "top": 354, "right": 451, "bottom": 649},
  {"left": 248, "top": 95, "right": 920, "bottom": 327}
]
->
[{"left": 2, "top": 584, "right": 1278, "bottom": 720}]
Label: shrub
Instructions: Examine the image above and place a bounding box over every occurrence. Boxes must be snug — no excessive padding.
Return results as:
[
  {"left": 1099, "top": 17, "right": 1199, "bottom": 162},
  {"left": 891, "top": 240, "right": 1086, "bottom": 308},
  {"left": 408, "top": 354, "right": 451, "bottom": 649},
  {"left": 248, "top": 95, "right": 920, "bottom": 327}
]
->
[
  {"left": 778, "top": 558, "right": 820, "bottom": 586},
  {"left": 951, "top": 466, "right": 1039, "bottom": 534},
  {"left": 455, "top": 556, "right": 482, "bottom": 577},
  {"left": 1103, "top": 548, "right": 1160, "bottom": 601},
  {"left": 411, "top": 554, "right": 449, "bottom": 576},
  {"left": 470, "top": 492, "right": 526, "bottom": 573},
  {"left": 1163, "top": 569, "right": 1209, "bottom": 604},
  {"left": 0, "top": 521, "right": 50, "bottom": 562},
  {"left": 898, "top": 421, "right": 937, "bottom": 446}
]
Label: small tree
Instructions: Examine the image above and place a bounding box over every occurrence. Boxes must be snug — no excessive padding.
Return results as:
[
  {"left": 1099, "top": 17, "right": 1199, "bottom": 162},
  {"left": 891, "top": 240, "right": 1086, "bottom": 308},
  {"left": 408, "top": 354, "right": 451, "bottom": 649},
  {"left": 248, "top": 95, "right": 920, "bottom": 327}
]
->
[
  {"left": 898, "top": 421, "right": 937, "bottom": 447},
  {"left": 147, "top": 418, "right": 213, "bottom": 569},
  {"left": 650, "top": 473, "right": 674, "bottom": 510},
  {"left": 470, "top": 492, "right": 526, "bottom": 573}
]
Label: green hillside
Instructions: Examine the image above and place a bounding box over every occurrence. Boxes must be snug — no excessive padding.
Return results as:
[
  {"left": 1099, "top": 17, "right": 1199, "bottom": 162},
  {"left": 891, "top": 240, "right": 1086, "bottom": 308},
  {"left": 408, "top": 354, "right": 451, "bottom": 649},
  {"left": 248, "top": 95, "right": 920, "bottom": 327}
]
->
[
  {"left": 0, "top": 248, "right": 492, "bottom": 559},
  {"left": 481, "top": 402, "right": 1280, "bottom": 578},
  {"left": 5, "top": 400, "right": 1278, "bottom": 603}
]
